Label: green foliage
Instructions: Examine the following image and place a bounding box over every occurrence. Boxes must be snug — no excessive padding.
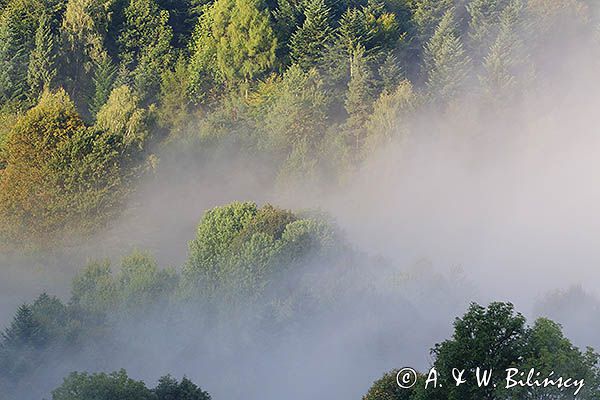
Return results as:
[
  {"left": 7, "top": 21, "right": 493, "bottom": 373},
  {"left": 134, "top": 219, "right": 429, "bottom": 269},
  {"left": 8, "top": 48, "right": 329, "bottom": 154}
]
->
[
  {"left": 0, "top": 0, "right": 43, "bottom": 106},
  {"left": 479, "top": 0, "right": 533, "bottom": 103},
  {"left": 410, "top": 0, "right": 453, "bottom": 42},
  {"left": 182, "top": 202, "right": 337, "bottom": 304},
  {"left": 431, "top": 302, "right": 529, "bottom": 399},
  {"left": 52, "top": 370, "right": 153, "bottom": 400},
  {"left": 393, "top": 302, "right": 600, "bottom": 400},
  {"left": 189, "top": 0, "right": 277, "bottom": 95},
  {"left": 289, "top": 0, "right": 334, "bottom": 70},
  {"left": 254, "top": 64, "right": 329, "bottom": 172},
  {"left": 27, "top": 12, "right": 57, "bottom": 100},
  {"left": 71, "top": 251, "right": 177, "bottom": 317},
  {"left": 423, "top": 9, "right": 471, "bottom": 102},
  {"left": 0, "top": 89, "right": 86, "bottom": 243},
  {"left": 89, "top": 53, "right": 118, "bottom": 117},
  {"left": 118, "top": 0, "right": 174, "bottom": 101},
  {"left": 365, "top": 79, "right": 416, "bottom": 152},
  {"left": 362, "top": 369, "right": 413, "bottom": 400},
  {"left": 60, "top": 0, "right": 113, "bottom": 106},
  {"left": 153, "top": 375, "right": 211, "bottom": 400},
  {"left": 52, "top": 370, "right": 211, "bottom": 400}
]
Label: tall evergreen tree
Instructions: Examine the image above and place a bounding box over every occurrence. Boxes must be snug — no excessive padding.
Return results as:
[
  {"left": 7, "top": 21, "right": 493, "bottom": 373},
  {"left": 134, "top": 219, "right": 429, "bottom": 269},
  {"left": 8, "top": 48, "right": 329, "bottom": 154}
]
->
[
  {"left": 423, "top": 9, "right": 471, "bottom": 102},
  {"left": 0, "top": 0, "right": 41, "bottom": 106},
  {"left": 289, "top": 0, "right": 334, "bottom": 70},
  {"left": 466, "top": 0, "right": 510, "bottom": 58},
  {"left": 89, "top": 53, "right": 117, "bottom": 117},
  {"left": 118, "top": 0, "right": 173, "bottom": 102},
  {"left": 411, "top": 0, "right": 454, "bottom": 42},
  {"left": 27, "top": 13, "right": 57, "bottom": 100},
  {"left": 480, "top": 0, "right": 531, "bottom": 100},
  {"left": 378, "top": 52, "right": 403, "bottom": 93}
]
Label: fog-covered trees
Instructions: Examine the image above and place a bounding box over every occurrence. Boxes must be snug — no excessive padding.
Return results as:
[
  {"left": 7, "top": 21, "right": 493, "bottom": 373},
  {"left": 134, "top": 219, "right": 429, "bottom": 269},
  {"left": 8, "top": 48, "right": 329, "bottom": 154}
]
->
[
  {"left": 52, "top": 371, "right": 211, "bottom": 400},
  {"left": 0, "top": 0, "right": 597, "bottom": 246}
]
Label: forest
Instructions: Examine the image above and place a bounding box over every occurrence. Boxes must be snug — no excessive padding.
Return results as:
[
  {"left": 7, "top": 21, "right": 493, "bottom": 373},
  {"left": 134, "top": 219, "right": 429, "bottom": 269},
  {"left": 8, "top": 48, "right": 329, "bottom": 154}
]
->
[{"left": 1, "top": 0, "right": 600, "bottom": 398}]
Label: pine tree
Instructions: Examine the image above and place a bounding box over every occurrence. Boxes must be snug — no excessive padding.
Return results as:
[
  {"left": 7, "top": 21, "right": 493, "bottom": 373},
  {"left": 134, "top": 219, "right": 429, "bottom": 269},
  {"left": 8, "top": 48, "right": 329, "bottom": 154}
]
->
[
  {"left": 480, "top": 0, "right": 531, "bottom": 100},
  {"left": 466, "top": 0, "right": 510, "bottom": 58},
  {"left": 289, "top": 0, "right": 334, "bottom": 70},
  {"left": 27, "top": 13, "right": 57, "bottom": 100},
  {"left": 89, "top": 53, "right": 117, "bottom": 117},
  {"left": 378, "top": 52, "right": 402, "bottom": 93},
  {"left": 0, "top": 1, "right": 40, "bottom": 106},
  {"left": 411, "top": 0, "right": 454, "bottom": 42},
  {"left": 423, "top": 9, "right": 471, "bottom": 102},
  {"left": 1, "top": 305, "right": 44, "bottom": 348}
]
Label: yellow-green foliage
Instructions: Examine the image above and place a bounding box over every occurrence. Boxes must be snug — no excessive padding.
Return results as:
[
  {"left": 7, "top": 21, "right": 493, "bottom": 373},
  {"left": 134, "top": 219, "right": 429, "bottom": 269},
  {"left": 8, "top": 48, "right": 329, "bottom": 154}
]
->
[{"left": 0, "top": 87, "right": 154, "bottom": 247}]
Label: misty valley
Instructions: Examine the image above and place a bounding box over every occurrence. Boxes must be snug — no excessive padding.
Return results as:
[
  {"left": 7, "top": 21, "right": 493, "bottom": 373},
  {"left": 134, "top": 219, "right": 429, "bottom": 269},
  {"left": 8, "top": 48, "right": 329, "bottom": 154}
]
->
[{"left": 1, "top": 0, "right": 600, "bottom": 399}]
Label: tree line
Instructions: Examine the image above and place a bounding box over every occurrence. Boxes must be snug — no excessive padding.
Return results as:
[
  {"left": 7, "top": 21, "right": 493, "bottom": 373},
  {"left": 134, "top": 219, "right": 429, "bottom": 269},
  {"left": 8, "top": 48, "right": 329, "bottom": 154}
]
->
[{"left": 0, "top": 0, "right": 597, "bottom": 247}]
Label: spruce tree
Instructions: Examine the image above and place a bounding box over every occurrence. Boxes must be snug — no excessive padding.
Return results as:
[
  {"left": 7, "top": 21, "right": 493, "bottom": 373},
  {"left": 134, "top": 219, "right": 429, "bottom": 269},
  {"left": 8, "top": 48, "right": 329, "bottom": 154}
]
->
[
  {"left": 89, "top": 54, "right": 117, "bottom": 117},
  {"left": 27, "top": 13, "right": 57, "bottom": 100},
  {"left": 480, "top": 0, "right": 531, "bottom": 100},
  {"left": 466, "top": 0, "right": 510, "bottom": 58},
  {"left": 411, "top": 0, "right": 454, "bottom": 42},
  {"left": 423, "top": 9, "right": 471, "bottom": 102},
  {"left": 289, "top": 0, "right": 334, "bottom": 70},
  {"left": 378, "top": 52, "right": 402, "bottom": 93}
]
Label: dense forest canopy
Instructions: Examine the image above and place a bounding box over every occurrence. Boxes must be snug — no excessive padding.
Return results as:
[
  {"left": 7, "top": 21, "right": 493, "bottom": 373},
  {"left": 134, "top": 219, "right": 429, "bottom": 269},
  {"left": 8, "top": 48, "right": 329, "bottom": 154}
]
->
[{"left": 0, "top": 0, "right": 598, "bottom": 248}]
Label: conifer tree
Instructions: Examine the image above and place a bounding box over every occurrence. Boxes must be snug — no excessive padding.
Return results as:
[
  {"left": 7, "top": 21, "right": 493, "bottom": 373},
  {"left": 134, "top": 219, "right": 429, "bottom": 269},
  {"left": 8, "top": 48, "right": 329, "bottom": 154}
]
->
[
  {"left": 378, "top": 52, "right": 402, "bottom": 93},
  {"left": 423, "top": 9, "right": 471, "bottom": 102},
  {"left": 118, "top": 0, "right": 173, "bottom": 101},
  {"left": 466, "top": 0, "right": 510, "bottom": 58},
  {"left": 0, "top": 0, "right": 40, "bottom": 106},
  {"left": 411, "top": 0, "right": 454, "bottom": 42},
  {"left": 89, "top": 53, "right": 117, "bottom": 117},
  {"left": 480, "top": 0, "right": 531, "bottom": 100},
  {"left": 289, "top": 0, "right": 334, "bottom": 70},
  {"left": 27, "top": 13, "right": 57, "bottom": 100}
]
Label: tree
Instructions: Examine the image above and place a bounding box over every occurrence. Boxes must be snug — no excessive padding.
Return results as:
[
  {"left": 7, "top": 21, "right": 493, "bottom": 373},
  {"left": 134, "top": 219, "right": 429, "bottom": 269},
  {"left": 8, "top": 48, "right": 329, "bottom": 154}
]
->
[
  {"left": 0, "top": 0, "right": 42, "bottom": 106},
  {"left": 410, "top": 0, "right": 454, "bottom": 42},
  {"left": 362, "top": 369, "right": 414, "bottom": 400},
  {"left": 345, "top": 44, "right": 375, "bottom": 151},
  {"left": 0, "top": 89, "right": 86, "bottom": 243},
  {"left": 423, "top": 9, "right": 471, "bottom": 102},
  {"left": 378, "top": 52, "right": 403, "bottom": 94},
  {"left": 479, "top": 0, "right": 532, "bottom": 103},
  {"left": 365, "top": 79, "right": 416, "bottom": 152},
  {"left": 256, "top": 64, "right": 329, "bottom": 162},
  {"left": 89, "top": 53, "right": 118, "bottom": 117},
  {"left": 466, "top": 0, "right": 510, "bottom": 58},
  {"left": 27, "top": 12, "right": 57, "bottom": 100},
  {"left": 118, "top": 0, "right": 174, "bottom": 101},
  {"left": 430, "top": 302, "right": 529, "bottom": 399},
  {"left": 190, "top": 0, "right": 277, "bottom": 92},
  {"left": 153, "top": 375, "right": 211, "bottom": 400},
  {"left": 289, "top": 0, "right": 334, "bottom": 70},
  {"left": 60, "top": 0, "right": 114, "bottom": 110},
  {"left": 52, "top": 370, "right": 153, "bottom": 400}
]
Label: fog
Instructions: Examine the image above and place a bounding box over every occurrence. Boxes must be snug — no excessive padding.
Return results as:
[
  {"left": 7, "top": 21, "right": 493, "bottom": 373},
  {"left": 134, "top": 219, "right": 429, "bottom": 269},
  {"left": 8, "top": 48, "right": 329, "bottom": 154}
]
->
[{"left": 2, "top": 8, "right": 600, "bottom": 400}]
